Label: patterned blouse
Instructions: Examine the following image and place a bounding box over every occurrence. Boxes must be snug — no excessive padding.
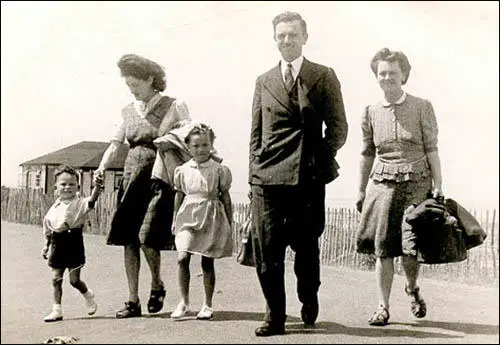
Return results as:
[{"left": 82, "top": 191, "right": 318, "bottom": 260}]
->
[
  {"left": 361, "top": 93, "right": 439, "bottom": 182},
  {"left": 111, "top": 93, "right": 190, "bottom": 143}
]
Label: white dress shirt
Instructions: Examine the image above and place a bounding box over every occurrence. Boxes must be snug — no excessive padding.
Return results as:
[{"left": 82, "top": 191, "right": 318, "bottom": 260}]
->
[{"left": 280, "top": 55, "right": 304, "bottom": 84}]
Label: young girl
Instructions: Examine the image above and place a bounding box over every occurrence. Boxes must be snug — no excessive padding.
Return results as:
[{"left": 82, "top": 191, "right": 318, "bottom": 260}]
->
[
  {"left": 42, "top": 165, "right": 102, "bottom": 322},
  {"left": 170, "top": 123, "right": 233, "bottom": 320}
]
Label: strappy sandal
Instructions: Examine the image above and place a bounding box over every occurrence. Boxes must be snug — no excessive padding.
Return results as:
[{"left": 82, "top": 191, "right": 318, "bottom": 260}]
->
[
  {"left": 147, "top": 286, "right": 166, "bottom": 313},
  {"left": 368, "top": 305, "right": 390, "bottom": 326},
  {"left": 405, "top": 285, "right": 427, "bottom": 318}
]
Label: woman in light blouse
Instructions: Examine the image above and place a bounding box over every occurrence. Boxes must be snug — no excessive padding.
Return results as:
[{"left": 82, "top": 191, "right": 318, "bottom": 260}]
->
[{"left": 355, "top": 48, "right": 444, "bottom": 326}]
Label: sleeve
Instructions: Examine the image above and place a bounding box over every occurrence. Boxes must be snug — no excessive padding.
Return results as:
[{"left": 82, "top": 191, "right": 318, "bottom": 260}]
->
[
  {"left": 173, "top": 166, "right": 184, "bottom": 192},
  {"left": 361, "top": 106, "right": 376, "bottom": 157},
  {"left": 158, "top": 99, "right": 191, "bottom": 135},
  {"left": 322, "top": 68, "right": 348, "bottom": 153},
  {"left": 110, "top": 113, "right": 126, "bottom": 143},
  {"left": 421, "top": 100, "right": 439, "bottom": 153},
  {"left": 79, "top": 196, "right": 92, "bottom": 215},
  {"left": 248, "top": 77, "right": 262, "bottom": 184},
  {"left": 173, "top": 99, "right": 190, "bottom": 122},
  {"left": 219, "top": 165, "right": 233, "bottom": 192},
  {"left": 68, "top": 197, "right": 92, "bottom": 227},
  {"left": 42, "top": 214, "right": 52, "bottom": 239}
]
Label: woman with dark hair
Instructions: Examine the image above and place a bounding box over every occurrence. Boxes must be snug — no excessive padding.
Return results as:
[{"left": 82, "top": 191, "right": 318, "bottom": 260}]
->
[
  {"left": 355, "top": 48, "right": 444, "bottom": 326},
  {"left": 95, "top": 54, "right": 190, "bottom": 318}
]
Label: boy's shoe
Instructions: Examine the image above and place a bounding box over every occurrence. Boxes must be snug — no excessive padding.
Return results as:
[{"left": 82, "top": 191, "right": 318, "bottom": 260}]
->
[
  {"left": 84, "top": 289, "right": 97, "bottom": 316},
  {"left": 116, "top": 301, "right": 142, "bottom": 318},
  {"left": 196, "top": 305, "right": 213, "bottom": 320},
  {"left": 44, "top": 308, "right": 63, "bottom": 322},
  {"left": 170, "top": 302, "right": 190, "bottom": 319}
]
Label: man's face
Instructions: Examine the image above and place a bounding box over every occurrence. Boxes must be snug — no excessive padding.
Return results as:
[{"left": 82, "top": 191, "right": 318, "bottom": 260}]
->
[{"left": 274, "top": 20, "right": 308, "bottom": 62}]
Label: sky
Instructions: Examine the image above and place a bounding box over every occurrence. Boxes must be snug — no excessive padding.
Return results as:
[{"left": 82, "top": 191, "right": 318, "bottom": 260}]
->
[{"left": 1, "top": 1, "right": 498, "bottom": 210}]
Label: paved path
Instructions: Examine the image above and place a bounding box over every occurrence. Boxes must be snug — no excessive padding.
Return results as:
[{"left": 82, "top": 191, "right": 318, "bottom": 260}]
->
[{"left": 1, "top": 221, "right": 498, "bottom": 344}]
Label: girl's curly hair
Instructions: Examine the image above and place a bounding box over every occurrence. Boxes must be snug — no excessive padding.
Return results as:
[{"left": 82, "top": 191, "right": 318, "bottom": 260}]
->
[{"left": 184, "top": 122, "right": 216, "bottom": 145}]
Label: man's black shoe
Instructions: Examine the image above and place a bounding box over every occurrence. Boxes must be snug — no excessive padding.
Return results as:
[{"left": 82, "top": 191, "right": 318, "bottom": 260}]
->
[
  {"left": 254, "top": 322, "right": 285, "bottom": 337},
  {"left": 301, "top": 301, "right": 319, "bottom": 326}
]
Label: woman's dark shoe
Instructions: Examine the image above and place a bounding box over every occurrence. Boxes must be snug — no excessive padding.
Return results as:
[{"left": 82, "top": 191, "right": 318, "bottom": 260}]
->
[
  {"left": 116, "top": 301, "right": 142, "bottom": 318},
  {"left": 147, "top": 287, "right": 166, "bottom": 313},
  {"left": 405, "top": 285, "right": 427, "bottom": 318},
  {"left": 254, "top": 322, "right": 285, "bottom": 337}
]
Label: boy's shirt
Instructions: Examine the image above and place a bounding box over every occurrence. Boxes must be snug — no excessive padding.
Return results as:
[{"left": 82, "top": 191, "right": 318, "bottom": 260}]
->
[{"left": 43, "top": 196, "right": 95, "bottom": 238}]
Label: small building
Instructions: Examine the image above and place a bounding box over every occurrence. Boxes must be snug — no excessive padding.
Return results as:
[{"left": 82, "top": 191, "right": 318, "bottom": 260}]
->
[{"left": 19, "top": 141, "right": 129, "bottom": 196}]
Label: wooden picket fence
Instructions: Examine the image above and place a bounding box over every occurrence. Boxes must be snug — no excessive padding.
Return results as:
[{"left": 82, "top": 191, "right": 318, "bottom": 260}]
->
[{"left": 1, "top": 186, "right": 498, "bottom": 286}]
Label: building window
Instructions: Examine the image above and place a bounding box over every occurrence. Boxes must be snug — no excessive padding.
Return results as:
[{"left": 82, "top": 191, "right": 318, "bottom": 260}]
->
[
  {"left": 114, "top": 172, "right": 123, "bottom": 191},
  {"left": 34, "top": 170, "right": 41, "bottom": 188}
]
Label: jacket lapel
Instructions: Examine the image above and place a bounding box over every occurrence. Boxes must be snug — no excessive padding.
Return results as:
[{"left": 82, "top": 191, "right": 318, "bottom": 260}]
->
[
  {"left": 297, "top": 58, "right": 322, "bottom": 96},
  {"left": 262, "top": 65, "right": 294, "bottom": 113}
]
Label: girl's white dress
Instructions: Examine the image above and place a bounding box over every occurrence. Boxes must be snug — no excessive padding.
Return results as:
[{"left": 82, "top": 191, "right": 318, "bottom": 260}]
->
[{"left": 173, "top": 158, "right": 233, "bottom": 258}]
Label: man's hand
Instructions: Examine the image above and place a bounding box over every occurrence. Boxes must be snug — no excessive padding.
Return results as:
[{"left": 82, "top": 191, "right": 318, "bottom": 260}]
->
[{"left": 42, "top": 245, "right": 49, "bottom": 260}]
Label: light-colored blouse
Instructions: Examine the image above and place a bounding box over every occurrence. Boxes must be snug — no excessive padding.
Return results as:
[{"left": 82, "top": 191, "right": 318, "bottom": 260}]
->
[{"left": 361, "top": 93, "right": 439, "bottom": 182}]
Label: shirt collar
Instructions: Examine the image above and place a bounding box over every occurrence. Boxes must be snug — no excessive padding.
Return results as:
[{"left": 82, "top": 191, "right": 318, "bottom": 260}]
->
[
  {"left": 280, "top": 55, "right": 304, "bottom": 82},
  {"left": 54, "top": 197, "right": 73, "bottom": 207},
  {"left": 134, "top": 92, "right": 162, "bottom": 117},
  {"left": 382, "top": 92, "right": 407, "bottom": 107},
  {"left": 187, "top": 158, "right": 213, "bottom": 168}
]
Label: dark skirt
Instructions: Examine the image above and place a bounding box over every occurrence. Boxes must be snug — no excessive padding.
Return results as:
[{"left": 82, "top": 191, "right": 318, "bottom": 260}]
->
[
  {"left": 356, "top": 176, "right": 432, "bottom": 258},
  {"left": 48, "top": 228, "right": 85, "bottom": 269},
  {"left": 106, "top": 146, "right": 175, "bottom": 251}
]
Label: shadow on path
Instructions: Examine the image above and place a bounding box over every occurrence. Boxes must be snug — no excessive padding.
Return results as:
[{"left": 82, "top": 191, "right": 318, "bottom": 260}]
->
[
  {"left": 393, "top": 320, "right": 500, "bottom": 335},
  {"left": 284, "top": 321, "right": 462, "bottom": 339}
]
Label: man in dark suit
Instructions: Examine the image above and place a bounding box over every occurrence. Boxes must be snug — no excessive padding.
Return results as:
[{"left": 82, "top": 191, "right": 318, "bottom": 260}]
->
[{"left": 248, "top": 11, "right": 348, "bottom": 336}]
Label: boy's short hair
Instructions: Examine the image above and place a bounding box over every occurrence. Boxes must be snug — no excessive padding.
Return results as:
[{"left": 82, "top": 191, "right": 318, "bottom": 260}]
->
[{"left": 53, "top": 164, "right": 79, "bottom": 184}]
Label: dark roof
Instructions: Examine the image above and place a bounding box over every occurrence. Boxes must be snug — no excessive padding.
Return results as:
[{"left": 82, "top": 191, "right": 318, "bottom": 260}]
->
[{"left": 20, "top": 141, "right": 129, "bottom": 170}]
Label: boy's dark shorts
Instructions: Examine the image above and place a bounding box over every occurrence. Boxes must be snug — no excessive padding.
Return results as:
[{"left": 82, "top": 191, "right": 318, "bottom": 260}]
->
[{"left": 48, "top": 227, "right": 85, "bottom": 269}]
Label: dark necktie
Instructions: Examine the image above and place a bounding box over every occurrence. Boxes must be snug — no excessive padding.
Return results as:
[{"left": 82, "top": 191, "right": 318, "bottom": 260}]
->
[{"left": 284, "top": 63, "right": 294, "bottom": 92}]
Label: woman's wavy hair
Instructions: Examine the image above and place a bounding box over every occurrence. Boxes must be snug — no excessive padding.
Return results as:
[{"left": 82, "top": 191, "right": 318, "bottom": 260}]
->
[
  {"left": 117, "top": 54, "right": 166, "bottom": 91},
  {"left": 370, "top": 48, "right": 412, "bottom": 85}
]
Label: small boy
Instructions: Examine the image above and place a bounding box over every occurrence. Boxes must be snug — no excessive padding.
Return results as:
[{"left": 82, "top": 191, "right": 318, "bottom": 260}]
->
[{"left": 42, "top": 164, "right": 102, "bottom": 322}]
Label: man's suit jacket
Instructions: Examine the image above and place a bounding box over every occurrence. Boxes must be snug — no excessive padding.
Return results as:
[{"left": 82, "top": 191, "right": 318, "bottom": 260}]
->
[{"left": 249, "top": 58, "right": 348, "bottom": 185}]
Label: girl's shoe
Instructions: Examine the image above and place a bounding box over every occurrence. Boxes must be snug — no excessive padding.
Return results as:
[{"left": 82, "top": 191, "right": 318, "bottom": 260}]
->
[
  {"left": 170, "top": 302, "right": 190, "bottom": 319},
  {"left": 44, "top": 309, "right": 63, "bottom": 322},
  {"left": 196, "top": 305, "right": 213, "bottom": 320},
  {"left": 368, "top": 305, "right": 390, "bottom": 326}
]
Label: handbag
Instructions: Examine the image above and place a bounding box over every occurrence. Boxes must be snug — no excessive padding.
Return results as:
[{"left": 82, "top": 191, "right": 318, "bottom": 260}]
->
[{"left": 236, "top": 212, "right": 255, "bottom": 267}]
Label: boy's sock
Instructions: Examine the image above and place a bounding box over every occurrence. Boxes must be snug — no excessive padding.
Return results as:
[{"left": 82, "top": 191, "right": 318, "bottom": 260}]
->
[
  {"left": 83, "top": 289, "right": 97, "bottom": 315},
  {"left": 44, "top": 304, "right": 63, "bottom": 322}
]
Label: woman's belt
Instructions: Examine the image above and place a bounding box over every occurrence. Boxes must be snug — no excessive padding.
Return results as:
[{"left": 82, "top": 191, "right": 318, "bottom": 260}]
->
[
  {"left": 129, "top": 142, "right": 156, "bottom": 150},
  {"left": 52, "top": 226, "right": 83, "bottom": 236}
]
